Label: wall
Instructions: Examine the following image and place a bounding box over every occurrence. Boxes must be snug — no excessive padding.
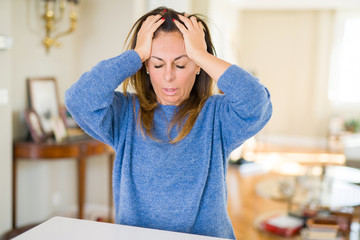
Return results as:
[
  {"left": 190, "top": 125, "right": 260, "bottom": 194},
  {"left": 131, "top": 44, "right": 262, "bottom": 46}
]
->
[
  {"left": 12, "top": 0, "right": 79, "bottom": 140},
  {"left": 76, "top": 0, "right": 134, "bottom": 76},
  {"left": 203, "top": 2, "right": 336, "bottom": 147},
  {"left": 238, "top": 10, "right": 334, "bottom": 147},
  {"left": 0, "top": 0, "right": 13, "bottom": 235},
  {"left": 11, "top": 0, "right": 80, "bottom": 227}
]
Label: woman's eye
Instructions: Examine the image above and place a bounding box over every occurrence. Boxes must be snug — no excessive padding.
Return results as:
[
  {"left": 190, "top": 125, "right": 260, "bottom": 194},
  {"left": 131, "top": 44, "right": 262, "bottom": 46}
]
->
[
  {"left": 176, "top": 65, "right": 185, "bottom": 69},
  {"left": 154, "top": 65, "right": 163, "bottom": 69}
]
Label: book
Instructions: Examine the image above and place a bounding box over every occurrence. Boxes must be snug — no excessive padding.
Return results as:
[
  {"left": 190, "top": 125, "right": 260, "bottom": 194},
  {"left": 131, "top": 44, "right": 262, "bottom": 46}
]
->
[
  {"left": 305, "top": 228, "right": 338, "bottom": 239},
  {"left": 301, "top": 228, "right": 343, "bottom": 240},
  {"left": 307, "top": 217, "right": 340, "bottom": 230},
  {"left": 261, "top": 214, "right": 304, "bottom": 237},
  {"left": 302, "top": 217, "right": 340, "bottom": 240}
]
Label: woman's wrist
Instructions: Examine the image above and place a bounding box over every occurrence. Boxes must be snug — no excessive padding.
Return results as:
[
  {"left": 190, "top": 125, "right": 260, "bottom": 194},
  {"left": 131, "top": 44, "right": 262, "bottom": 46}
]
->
[
  {"left": 191, "top": 51, "right": 232, "bottom": 82},
  {"left": 134, "top": 48, "right": 148, "bottom": 63},
  {"left": 189, "top": 50, "right": 211, "bottom": 67}
]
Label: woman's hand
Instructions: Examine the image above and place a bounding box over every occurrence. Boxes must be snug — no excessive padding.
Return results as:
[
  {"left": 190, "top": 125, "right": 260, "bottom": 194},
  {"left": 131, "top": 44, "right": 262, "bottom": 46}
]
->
[
  {"left": 173, "top": 15, "right": 208, "bottom": 65},
  {"left": 174, "top": 14, "right": 231, "bottom": 82},
  {"left": 134, "top": 14, "right": 165, "bottom": 62}
]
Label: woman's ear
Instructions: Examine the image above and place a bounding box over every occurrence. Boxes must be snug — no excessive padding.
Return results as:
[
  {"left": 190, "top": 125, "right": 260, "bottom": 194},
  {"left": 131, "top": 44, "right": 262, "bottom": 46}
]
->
[{"left": 196, "top": 66, "right": 201, "bottom": 75}]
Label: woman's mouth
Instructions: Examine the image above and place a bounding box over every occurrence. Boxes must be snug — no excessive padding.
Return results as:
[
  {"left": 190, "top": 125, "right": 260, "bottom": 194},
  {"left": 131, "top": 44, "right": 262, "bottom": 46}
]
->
[{"left": 163, "top": 88, "right": 177, "bottom": 96}]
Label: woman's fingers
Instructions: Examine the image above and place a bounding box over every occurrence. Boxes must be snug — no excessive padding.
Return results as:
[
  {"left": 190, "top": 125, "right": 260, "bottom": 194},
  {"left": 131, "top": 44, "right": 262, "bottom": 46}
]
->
[
  {"left": 173, "top": 18, "right": 187, "bottom": 34},
  {"left": 134, "top": 14, "right": 164, "bottom": 62},
  {"left": 142, "top": 14, "right": 164, "bottom": 32},
  {"left": 197, "top": 21, "right": 205, "bottom": 31},
  {"left": 153, "top": 16, "right": 165, "bottom": 30},
  {"left": 173, "top": 14, "right": 207, "bottom": 62},
  {"left": 177, "top": 14, "right": 193, "bottom": 30},
  {"left": 190, "top": 16, "right": 199, "bottom": 29},
  {"left": 177, "top": 14, "right": 204, "bottom": 34}
]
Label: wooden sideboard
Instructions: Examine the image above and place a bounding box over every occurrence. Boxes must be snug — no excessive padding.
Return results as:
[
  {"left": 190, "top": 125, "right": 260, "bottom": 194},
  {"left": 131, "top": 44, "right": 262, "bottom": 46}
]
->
[{"left": 12, "top": 137, "right": 114, "bottom": 229}]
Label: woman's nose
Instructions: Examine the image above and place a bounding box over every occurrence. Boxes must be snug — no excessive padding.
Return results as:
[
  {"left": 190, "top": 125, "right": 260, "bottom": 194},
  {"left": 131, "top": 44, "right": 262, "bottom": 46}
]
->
[{"left": 164, "top": 66, "right": 175, "bottom": 82}]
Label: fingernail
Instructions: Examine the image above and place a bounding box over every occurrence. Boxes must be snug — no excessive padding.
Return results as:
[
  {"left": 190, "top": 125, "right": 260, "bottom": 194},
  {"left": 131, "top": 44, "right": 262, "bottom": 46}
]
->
[
  {"left": 161, "top": 17, "right": 165, "bottom": 20},
  {"left": 172, "top": 18, "right": 175, "bottom": 21}
]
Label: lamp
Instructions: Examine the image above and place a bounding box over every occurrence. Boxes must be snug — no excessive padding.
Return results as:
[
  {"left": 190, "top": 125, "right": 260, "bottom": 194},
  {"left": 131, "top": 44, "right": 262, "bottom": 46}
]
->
[{"left": 42, "top": 0, "right": 79, "bottom": 53}]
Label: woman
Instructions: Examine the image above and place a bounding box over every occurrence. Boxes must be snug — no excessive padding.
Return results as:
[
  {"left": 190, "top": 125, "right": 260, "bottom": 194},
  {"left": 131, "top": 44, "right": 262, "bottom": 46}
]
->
[{"left": 65, "top": 7, "right": 272, "bottom": 239}]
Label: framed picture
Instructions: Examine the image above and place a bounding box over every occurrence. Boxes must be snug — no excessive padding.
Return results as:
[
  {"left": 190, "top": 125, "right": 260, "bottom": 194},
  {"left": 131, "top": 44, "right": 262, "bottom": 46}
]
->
[
  {"left": 24, "top": 109, "right": 47, "bottom": 143},
  {"left": 27, "top": 77, "right": 61, "bottom": 135},
  {"left": 51, "top": 116, "right": 67, "bottom": 142}
]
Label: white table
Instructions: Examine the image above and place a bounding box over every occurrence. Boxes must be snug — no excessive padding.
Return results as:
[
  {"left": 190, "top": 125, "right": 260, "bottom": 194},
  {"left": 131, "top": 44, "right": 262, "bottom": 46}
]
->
[{"left": 13, "top": 217, "right": 230, "bottom": 240}]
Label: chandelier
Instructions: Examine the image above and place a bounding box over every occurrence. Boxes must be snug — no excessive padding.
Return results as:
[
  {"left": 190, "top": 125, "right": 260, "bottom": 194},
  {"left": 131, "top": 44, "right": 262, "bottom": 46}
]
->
[{"left": 42, "top": 0, "right": 79, "bottom": 53}]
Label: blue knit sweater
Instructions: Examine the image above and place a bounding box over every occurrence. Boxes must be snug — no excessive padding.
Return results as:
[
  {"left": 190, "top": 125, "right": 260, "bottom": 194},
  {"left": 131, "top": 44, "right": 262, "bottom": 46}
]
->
[{"left": 65, "top": 50, "right": 272, "bottom": 239}]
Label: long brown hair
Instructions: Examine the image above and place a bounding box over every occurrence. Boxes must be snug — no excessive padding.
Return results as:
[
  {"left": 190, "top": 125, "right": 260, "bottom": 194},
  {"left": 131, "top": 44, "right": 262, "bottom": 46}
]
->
[{"left": 123, "top": 7, "right": 216, "bottom": 143}]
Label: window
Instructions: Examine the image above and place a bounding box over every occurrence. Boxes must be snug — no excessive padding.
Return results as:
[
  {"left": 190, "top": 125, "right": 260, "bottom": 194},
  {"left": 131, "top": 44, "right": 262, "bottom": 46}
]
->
[{"left": 328, "top": 11, "right": 360, "bottom": 104}]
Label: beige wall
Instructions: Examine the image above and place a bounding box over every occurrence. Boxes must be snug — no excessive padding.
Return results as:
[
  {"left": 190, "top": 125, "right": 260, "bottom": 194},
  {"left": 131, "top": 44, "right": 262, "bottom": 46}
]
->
[
  {"left": 11, "top": 0, "right": 81, "bottom": 227},
  {"left": 75, "top": 0, "right": 134, "bottom": 76},
  {"left": 11, "top": 0, "right": 79, "bottom": 140},
  {"left": 0, "top": 0, "right": 13, "bottom": 235},
  {"left": 238, "top": 10, "right": 335, "bottom": 146}
]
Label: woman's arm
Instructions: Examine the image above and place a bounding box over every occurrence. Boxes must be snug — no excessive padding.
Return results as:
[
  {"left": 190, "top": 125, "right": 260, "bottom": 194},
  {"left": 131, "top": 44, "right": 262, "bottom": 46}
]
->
[
  {"left": 65, "top": 50, "right": 142, "bottom": 147},
  {"left": 66, "top": 14, "right": 166, "bottom": 147},
  {"left": 216, "top": 65, "right": 272, "bottom": 154}
]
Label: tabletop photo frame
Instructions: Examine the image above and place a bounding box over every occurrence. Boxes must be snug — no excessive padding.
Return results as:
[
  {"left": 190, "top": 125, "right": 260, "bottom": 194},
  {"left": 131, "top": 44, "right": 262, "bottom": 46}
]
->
[
  {"left": 27, "top": 77, "right": 61, "bottom": 136},
  {"left": 24, "top": 108, "right": 47, "bottom": 143}
]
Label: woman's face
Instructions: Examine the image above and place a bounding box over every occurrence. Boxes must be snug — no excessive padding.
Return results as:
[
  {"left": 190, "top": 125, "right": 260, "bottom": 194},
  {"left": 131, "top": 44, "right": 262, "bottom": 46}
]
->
[{"left": 145, "top": 31, "right": 200, "bottom": 106}]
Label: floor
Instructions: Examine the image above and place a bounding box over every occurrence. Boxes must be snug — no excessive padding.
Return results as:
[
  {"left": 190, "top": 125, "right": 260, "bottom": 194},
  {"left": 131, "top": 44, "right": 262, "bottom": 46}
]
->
[
  {"left": 227, "top": 164, "right": 289, "bottom": 240},
  {"left": 226, "top": 144, "right": 358, "bottom": 240}
]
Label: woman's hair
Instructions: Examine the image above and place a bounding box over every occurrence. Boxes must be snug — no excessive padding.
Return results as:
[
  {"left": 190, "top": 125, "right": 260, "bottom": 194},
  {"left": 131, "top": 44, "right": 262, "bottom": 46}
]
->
[{"left": 123, "top": 7, "right": 216, "bottom": 143}]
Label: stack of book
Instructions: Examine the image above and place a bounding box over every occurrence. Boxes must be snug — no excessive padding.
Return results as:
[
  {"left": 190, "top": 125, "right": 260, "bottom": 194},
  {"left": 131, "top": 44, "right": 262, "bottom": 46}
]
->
[{"left": 302, "top": 217, "right": 341, "bottom": 240}]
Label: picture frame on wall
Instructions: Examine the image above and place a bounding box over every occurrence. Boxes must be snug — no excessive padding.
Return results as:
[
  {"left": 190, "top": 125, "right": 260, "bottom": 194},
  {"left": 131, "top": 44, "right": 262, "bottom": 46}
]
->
[
  {"left": 27, "top": 77, "right": 61, "bottom": 135},
  {"left": 24, "top": 109, "right": 47, "bottom": 143}
]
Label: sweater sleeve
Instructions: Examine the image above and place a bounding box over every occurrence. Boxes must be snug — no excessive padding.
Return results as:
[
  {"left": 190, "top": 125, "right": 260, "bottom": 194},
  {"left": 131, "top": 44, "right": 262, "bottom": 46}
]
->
[
  {"left": 64, "top": 50, "right": 142, "bottom": 148},
  {"left": 217, "top": 65, "right": 272, "bottom": 155}
]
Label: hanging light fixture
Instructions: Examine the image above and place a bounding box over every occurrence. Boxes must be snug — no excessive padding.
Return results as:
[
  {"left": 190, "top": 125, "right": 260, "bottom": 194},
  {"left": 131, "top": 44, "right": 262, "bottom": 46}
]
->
[{"left": 42, "top": 0, "right": 79, "bottom": 53}]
